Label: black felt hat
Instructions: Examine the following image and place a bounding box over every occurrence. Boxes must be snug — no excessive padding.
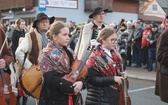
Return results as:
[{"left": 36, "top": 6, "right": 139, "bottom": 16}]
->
[
  {"left": 89, "top": 7, "right": 108, "bottom": 18},
  {"left": 49, "top": 16, "right": 55, "bottom": 25},
  {"left": 32, "top": 12, "right": 49, "bottom": 28}
]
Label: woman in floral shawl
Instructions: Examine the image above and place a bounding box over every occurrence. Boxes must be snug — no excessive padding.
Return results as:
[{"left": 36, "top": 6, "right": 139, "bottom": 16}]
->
[
  {"left": 38, "top": 21, "right": 83, "bottom": 105},
  {"left": 85, "top": 27, "right": 127, "bottom": 105}
]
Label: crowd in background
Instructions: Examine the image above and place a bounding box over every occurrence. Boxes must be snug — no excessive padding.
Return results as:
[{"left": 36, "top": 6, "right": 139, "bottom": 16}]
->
[{"left": 0, "top": 17, "right": 164, "bottom": 73}]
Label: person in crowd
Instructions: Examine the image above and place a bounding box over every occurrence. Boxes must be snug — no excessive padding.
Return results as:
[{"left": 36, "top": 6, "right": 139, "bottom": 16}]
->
[
  {"left": 38, "top": 21, "right": 83, "bottom": 105},
  {"left": 0, "top": 12, "right": 16, "bottom": 104},
  {"left": 125, "top": 21, "right": 134, "bottom": 67},
  {"left": 155, "top": 16, "right": 168, "bottom": 103},
  {"left": 158, "top": 23, "right": 165, "bottom": 33},
  {"left": 85, "top": 27, "right": 127, "bottom": 105},
  {"left": 146, "top": 24, "right": 160, "bottom": 71},
  {"left": 75, "top": 7, "right": 108, "bottom": 60},
  {"left": 116, "top": 18, "right": 126, "bottom": 35},
  {"left": 141, "top": 21, "right": 151, "bottom": 69},
  {"left": 6, "top": 25, "right": 14, "bottom": 47},
  {"left": 68, "top": 20, "right": 75, "bottom": 34},
  {"left": 132, "top": 21, "right": 143, "bottom": 67},
  {"left": 15, "top": 12, "right": 50, "bottom": 105},
  {"left": 11, "top": 18, "right": 26, "bottom": 61}
]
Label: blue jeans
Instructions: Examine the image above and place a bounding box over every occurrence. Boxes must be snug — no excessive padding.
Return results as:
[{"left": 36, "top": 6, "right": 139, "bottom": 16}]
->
[
  {"left": 148, "top": 48, "right": 156, "bottom": 70},
  {"left": 134, "top": 46, "right": 142, "bottom": 66}
]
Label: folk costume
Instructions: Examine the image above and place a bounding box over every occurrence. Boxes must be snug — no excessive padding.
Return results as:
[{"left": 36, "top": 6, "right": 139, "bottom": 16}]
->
[
  {"left": 38, "top": 41, "right": 83, "bottom": 105},
  {"left": 0, "top": 26, "right": 13, "bottom": 74},
  {"left": 75, "top": 7, "right": 106, "bottom": 61},
  {"left": 85, "top": 45, "right": 121, "bottom": 105},
  {"left": 75, "top": 22, "right": 105, "bottom": 60},
  {"left": 15, "top": 12, "right": 49, "bottom": 105}
]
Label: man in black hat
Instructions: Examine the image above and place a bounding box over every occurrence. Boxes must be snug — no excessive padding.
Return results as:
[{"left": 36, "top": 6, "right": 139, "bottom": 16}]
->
[
  {"left": 75, "top": 7, "right": 108, "bottom": 60},
  {"left": 155, "top": 16, "right": 168, "bottom": 103},
  {"left": 15, "top": 12, "right": 49, "bottom": 105}
]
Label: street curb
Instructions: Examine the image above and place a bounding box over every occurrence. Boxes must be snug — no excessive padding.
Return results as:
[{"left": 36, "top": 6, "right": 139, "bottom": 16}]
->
[{"left": 128, "top": 74, "right": 156, "bottom": 81}]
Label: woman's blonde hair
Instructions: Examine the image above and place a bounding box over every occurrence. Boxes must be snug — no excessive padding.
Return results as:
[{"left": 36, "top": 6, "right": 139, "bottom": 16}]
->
[
  {"left": 48, "top": 21, "right": 67, "bottom": 40},
  {"left": 97, "top": 27, "right": 116, "bottom": 44},
  {"left": 15, "top": 18, "right": 25, "bottom": 28}
]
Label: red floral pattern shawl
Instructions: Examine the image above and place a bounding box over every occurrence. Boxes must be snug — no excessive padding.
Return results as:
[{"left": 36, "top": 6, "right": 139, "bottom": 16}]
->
[
  {"left": 86, "top": 45, "right": 121, "bottom": 76},
  {"left": 38, "top": 41, "right": 71, "bottom": 73}
]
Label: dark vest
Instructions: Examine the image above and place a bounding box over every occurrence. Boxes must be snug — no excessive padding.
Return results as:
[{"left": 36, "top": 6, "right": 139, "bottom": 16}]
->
[{"left": 29, "top": 32, "right": 40, "bottom": 65}]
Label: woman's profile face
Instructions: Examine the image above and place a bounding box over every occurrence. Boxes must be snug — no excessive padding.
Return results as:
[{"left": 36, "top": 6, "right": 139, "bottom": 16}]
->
[
  {"left": 53, "top": 27, "right": 70, "bottom": 47},
  {"left": 102, "top": 33, "right": 118, "bottom": 50},
  {"left": 19, "top": 21, "right": 26, "bottom": 30}
]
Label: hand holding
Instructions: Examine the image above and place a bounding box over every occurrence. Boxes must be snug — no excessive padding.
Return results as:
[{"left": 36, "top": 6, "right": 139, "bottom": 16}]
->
[
  {"left": 150, "top": 40, "right": 153, "bottom": 44},
  {"left": 73, "top": 81, "right": 83, "bottom": 95},
  {"left": 0, "top": 59, "right": 6, "bottom": 69},
  {"left": 114, "top": 76, "right": 124, "bottom": 85},
  {"left": 120, "top": 71, "right": 127, "bottom": 79}
]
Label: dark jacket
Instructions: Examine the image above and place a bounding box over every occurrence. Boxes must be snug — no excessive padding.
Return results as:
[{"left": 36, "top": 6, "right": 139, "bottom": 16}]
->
[
  {"left": 85, "top": 45, "right": 122, "bottom": 105},
  {"left": 155, "top": 28, "right": 168, "bottom": 103},
  {"left": 85, "top": 68, "right": 118, "bottom": 105},
  {"left": 11, "top": 27, "right": 25, "bottom": 60},
  {"left": 147, "top": 30, "right": 160, "bottom": 48},
  {"left": 132, "top": 28, "right": 143, "bottom": 48},
  {"left": 39, "top": 70, "right": 83, "bottom": 105}
]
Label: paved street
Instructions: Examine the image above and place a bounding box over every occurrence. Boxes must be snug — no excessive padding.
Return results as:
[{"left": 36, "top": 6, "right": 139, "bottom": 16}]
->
[
  {"left": 19, "top": 66, "right": 168, "bottom": 105},
  {"left": 26, "top": 78, "right": 167, "bottom": 105}
]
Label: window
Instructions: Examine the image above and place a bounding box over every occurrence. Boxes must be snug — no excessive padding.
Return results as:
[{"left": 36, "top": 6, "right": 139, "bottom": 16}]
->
[{"left": 152, "top": 5, "right": 157, "bottom": 11}]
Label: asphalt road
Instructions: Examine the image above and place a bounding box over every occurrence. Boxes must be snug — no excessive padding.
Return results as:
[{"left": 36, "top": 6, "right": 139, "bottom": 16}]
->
[{"left": 25, "top": 78, "right": 167, "bottom": 105}]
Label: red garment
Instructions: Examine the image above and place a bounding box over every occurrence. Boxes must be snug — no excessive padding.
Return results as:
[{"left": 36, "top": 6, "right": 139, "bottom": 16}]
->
[
  {"left": 162, "top": 18, "right": 167, "bottom": 28},
  {"left": 68, "top": 95, "right": 73, "bottom": 105},
  {"left": 141, "top": 28, "right": 151, "bottom": 47},
  {"left": 87, "top": 46, "right": 121, "bottom": 76}
]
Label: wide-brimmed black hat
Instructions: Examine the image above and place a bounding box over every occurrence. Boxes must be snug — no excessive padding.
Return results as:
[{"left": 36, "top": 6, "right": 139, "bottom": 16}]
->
[
  {"left": 89, "top": 7, "right": 108, "bottom": 18},
  {"left": 32, "top": 12, "right": 49, "bottom": 28},
  {"left": 0, "top": 12, "right": 5, "bottom": 18},
  {"left": 49, "top": 16, "right": 55, "bottom": 25}
]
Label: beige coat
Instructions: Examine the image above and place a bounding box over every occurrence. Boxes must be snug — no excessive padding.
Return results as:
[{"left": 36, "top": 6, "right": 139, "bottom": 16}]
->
[{"left": 74, "top": 22, "right": 94, "bottom": 60}]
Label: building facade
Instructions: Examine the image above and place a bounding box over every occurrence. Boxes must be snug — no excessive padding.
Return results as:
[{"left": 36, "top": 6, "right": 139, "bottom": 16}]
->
[{"left": 0, "top": 0, "right": 140, "bottom": 26}]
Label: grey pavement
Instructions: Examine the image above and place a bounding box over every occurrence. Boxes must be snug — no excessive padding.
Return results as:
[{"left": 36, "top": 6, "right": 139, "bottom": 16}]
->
[{"left": 126, "top": 66, "right": 156, "bottom": 81}]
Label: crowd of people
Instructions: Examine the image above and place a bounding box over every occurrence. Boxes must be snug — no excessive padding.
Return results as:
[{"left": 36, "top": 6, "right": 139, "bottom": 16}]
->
[{"left": 0, "top": 6, "right": 168, "bottom": 105}]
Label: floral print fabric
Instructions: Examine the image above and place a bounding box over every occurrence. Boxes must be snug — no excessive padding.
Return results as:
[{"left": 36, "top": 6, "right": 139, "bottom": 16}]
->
[{"left": 38, "top": 41, "right": 71, "bottom": 73}]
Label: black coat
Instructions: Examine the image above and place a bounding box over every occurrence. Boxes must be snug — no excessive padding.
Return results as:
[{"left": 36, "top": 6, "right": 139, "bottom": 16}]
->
[
  {"left": 11, "top": 28, "right": 25, "bottom": 60},
  {"left": 39, "top": 70, "right": 83, "bottom": 105},
  {"left": 85, "top": 68, "right": 118, "bottom": 105}
]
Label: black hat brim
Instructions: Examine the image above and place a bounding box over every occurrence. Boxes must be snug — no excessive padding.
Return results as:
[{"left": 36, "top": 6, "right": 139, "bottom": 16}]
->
[
  {"left": 49, "top": 16, "right": 55, "bottom": 24},
  {"left": 32, "top": 20, "right": 38, "bottom": 28},
  {"left": 89, "top": 9, "right": 108, "bottom": 18}
]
